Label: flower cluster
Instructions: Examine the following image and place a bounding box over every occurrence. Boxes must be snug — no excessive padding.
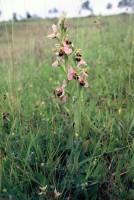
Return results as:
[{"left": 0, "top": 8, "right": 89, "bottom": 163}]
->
[
  {"left": 68, "top": 65, "right": 89, "bottom": 87},
  {"left": 47, "top": 14, "right": 89, "bottom": 102}
]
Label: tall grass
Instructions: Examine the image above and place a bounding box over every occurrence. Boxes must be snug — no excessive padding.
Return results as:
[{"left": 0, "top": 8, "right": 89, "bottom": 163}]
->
[{"left": 0, "top": 14, "right": 134, "bottom": 199}]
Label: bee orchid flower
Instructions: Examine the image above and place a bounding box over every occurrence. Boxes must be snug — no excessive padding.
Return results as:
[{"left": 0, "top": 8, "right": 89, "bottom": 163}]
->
[
  {"left": 47, "top": 24, "right": 60, "bottom": 39},
  {"left": 79, "top": 72, "right": 89, "bottom": 87},
  {"left": 77, "top": 59, "right": 87, "bottom": 68},
  {"left": 68, "top": 65, "right": 79, "bottom": 80},
  {"left": 58, "top": 47, "right": 72, "bottom": 57},
  {"left": 62, "top": 38, "right": 72, "bottom": 47},
  {"left": 52, "top": 57, "right": 64, "bottom": 68},
  {"left": 54, "top": 80, "right": 67, "bottom": 98},
  {"left": 82, "top": 69, "right": 88, "bottom": 79},
  {"left": 75, "top": 51, "right": 87, "bottom": 68}
]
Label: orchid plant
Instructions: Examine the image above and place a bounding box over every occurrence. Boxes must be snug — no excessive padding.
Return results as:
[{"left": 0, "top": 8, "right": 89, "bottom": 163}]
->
[{"left": 47, "top": 14, "right": 89, "bottom": 135}]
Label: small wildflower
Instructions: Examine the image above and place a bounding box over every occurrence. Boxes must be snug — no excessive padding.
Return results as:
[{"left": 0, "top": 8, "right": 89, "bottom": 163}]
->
[
  {"left": 53, "top": 188, "right": 61, "bottom": 199},
  {"left": 81, "top": 182, "right": 88, "bottom": 189},
  {"left": 75, "top": 132, "right": 79, "bottom": 137},
  {"left": 2, "top": 188, "right": 7, "bottom": 193},
  {"left": 93, "top": 158, "right": 97, "bottom": 165},
  {"left": 41, "top": 162, "right": 45, "bottom": 167},
  {"left": 38, "top": 185, "right": 47, "bottom": 195},
  {"left": 118, "top": 108, "right": 122, "bottom": 115},
  {"left": 41, "top": 101, "right": 45, "bottom": 106}
]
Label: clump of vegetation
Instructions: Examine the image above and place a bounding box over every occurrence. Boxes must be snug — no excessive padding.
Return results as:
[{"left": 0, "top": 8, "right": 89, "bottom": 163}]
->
[{"left": 0, "top": 13, "right": 134, "bottom": 200}]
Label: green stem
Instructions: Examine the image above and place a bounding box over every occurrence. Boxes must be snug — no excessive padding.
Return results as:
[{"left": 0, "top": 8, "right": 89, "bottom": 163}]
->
[
  {"left": 59, "top": 64, "right": 67, "bottom": 75},
  {"left": 70, "top": 85, "right": 82, "bottom": 168},
  {"left": 0, "top": 158, "right": 2, "bottom": 192},
  {"left": 64, "top": 54, "right": 68, "bottom": 70},
  {"left": 74, "top": 85, "right": 82, "bottom": 134}
]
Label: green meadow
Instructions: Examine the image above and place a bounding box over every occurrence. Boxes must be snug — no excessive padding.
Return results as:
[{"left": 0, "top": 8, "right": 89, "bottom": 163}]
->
[{"left": 0, "top": 14, "right": 134, "bottom": 199}]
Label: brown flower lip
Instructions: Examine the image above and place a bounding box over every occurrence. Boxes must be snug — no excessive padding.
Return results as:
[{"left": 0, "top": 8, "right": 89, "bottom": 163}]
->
[
  {"left": 75, "top": 51, "right": 82, "bottom": 62},
  {"left": 54, "top": 89, "right": 63, "bottom": 97},
  {"left": 80, "top": 80, "right": 86, "bottom": 86},
  {"left": 58, "top": 48, "right": 65, "bottom": 57},
  {"left": 65, "top": 39, "right": 72, "bottom": 45},
  {"left": 75, "top": 57, "right": 81, "bottom": 62},
  {"left": 73, "top": 72, "right": 79, "bottom": 80},
  {"left": 54, "top": 80, "right": 67, "bottom": 98},
  {"left": 76, "top": 52, "right": 82, "bottom": 57}
]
